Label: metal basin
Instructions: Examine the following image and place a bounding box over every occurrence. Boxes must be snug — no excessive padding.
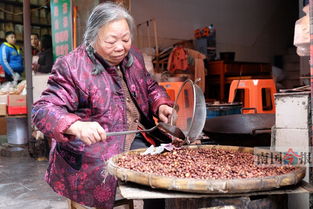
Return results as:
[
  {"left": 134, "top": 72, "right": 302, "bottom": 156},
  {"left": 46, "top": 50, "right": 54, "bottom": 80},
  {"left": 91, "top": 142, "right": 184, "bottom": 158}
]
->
[{"left": 7, "top": 116, "right": 28, "bottom": 145}]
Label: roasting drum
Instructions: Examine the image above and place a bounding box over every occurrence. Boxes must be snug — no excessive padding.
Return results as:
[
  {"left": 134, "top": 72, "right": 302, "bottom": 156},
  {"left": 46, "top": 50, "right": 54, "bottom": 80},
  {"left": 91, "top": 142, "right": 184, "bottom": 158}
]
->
[{"left": 107, "top": 145, "right": 305, "bottom": 194}]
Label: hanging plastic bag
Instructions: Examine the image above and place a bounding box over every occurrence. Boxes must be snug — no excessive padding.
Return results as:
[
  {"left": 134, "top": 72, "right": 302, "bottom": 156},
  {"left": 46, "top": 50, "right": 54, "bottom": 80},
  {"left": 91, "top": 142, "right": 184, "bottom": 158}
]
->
[{"left": 294, "top": 5, "right": 309, "bottom": 56}]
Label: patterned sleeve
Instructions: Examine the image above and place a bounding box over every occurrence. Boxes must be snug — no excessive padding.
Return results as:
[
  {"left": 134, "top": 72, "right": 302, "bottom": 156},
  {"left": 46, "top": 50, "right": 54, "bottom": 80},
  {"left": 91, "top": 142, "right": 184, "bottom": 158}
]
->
[
  {"left": 32, "top": 56, "right": 82, "bottom": 142},
  {"left": 132, "top": 49, "right": 174, "bottom": 115}
]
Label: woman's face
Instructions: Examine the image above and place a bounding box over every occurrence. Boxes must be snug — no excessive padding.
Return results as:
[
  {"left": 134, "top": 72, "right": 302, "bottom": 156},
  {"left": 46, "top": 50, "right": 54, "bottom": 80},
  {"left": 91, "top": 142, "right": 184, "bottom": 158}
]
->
[
  {"left": 6, "top": 34, "right": 16, "bottom": 45},
  {"left": 31, "top": 35, "right": 39, "bottom": 48},
  {"left": 94, "top": 18, "right": 132, "bottom": 66}
]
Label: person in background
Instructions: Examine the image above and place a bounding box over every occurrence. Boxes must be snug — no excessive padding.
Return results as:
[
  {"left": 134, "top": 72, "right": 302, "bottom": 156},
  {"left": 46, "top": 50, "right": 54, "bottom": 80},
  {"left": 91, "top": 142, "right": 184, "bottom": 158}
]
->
[
  {"left": 0, "top": 31, "right": 23, "bottom": 82},
  {"left": 32, "top": 34, "right": 53, "bottom": 74},
  {"left": 31, "top": 33, "right": 40, "bottom": 56},
  {"left": 32, "top": 2, "right": 172, "bottom": 209}
]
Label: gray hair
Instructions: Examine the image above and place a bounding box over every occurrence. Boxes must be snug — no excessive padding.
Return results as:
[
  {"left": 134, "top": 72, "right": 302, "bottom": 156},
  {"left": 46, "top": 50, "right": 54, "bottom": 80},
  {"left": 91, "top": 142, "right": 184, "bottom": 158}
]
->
[{"left": 83, "top": 2, "right": 135, "bottom": 46}]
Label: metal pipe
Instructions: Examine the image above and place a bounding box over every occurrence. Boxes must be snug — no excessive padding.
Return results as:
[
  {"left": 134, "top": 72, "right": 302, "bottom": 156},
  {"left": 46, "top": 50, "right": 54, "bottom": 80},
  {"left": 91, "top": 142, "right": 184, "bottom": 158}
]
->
[{"left": 23, "top": 0, "right": 33, "bottom": 143}]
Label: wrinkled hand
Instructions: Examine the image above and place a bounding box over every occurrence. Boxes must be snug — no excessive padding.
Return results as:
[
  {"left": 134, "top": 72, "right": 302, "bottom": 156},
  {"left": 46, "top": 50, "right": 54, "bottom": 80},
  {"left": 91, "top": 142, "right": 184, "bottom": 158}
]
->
[
  {"left": 65, "top": 121, "right": 107, "bottom": 145},
  {"left": 158, "top": 105, "right": 173, "bottom": 123}
]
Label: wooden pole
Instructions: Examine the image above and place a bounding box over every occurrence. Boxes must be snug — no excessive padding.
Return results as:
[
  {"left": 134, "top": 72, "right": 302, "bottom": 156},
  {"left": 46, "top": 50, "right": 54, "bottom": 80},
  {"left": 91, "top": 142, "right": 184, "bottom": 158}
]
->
[
  {"left": 73, "top": 6, "right": 78, "bottom": 49},
  {"left": 23, "top": 0, "right": 33, "bottom": 143},
  {"left": 309, "top": 0, "right": 313, "bottom": 207}
]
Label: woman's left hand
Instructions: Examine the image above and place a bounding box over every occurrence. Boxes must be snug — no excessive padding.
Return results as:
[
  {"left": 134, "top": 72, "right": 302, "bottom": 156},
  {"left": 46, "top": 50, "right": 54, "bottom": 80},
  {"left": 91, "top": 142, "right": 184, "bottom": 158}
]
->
[{"left": 158, "top": 105, "right": 173, "bottom": 123}]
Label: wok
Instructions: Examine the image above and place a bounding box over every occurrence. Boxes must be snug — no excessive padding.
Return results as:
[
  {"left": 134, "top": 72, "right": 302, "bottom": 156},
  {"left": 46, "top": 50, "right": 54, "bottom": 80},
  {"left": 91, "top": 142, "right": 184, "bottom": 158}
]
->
[
  {"left": 203, "top": 114, "right": 275, "bottom": 147},
  {"left": 203, "top": 113, "right": 274, "bottom": 135}
]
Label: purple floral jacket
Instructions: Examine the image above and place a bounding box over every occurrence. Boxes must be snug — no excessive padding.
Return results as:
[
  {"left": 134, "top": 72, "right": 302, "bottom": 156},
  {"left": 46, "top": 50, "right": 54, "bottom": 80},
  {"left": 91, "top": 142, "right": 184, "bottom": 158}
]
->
[{"left": 32, "top": 45, "right": 172, "bottom": 208}]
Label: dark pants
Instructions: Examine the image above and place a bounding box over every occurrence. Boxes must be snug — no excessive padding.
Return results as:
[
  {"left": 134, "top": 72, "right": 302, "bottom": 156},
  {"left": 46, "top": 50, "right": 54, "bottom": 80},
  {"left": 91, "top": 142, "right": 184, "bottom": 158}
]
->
[{"left": 130, "top": 134, "right": 165, "bottom": 209}]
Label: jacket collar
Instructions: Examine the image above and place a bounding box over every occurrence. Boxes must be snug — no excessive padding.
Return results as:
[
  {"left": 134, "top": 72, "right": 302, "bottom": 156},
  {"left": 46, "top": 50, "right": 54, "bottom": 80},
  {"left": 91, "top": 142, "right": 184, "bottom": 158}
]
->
[{"left": 4, "top": 42, "right": 20, "bottom": 52}]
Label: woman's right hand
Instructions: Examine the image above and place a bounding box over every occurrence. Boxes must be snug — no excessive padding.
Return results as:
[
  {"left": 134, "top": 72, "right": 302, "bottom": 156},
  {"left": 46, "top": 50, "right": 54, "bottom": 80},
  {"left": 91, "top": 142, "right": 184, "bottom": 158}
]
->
[{"left": 65, "top": 121, "right": 107, "bottom": 145}]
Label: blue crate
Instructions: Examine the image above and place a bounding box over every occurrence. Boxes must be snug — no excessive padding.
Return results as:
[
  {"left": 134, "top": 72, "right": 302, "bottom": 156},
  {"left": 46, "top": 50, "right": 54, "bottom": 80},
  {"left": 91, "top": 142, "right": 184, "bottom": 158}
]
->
[{"left": 206, "top": 103, "right": 242, "bottom": 119}]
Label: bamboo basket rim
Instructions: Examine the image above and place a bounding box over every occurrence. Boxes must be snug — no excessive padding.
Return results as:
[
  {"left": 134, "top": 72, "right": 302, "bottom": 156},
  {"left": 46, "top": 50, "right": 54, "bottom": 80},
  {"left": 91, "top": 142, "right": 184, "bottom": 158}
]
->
[{"left": 107, "top": 145, "right": 306, "bottom": 194}]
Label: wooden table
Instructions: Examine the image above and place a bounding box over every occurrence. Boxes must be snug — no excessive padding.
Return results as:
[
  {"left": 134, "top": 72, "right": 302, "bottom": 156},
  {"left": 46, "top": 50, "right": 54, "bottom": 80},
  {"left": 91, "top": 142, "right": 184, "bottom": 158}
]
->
[
  {"left": 206, "top": 60, "right": 272, "bottom": 101},
  {"left": 118, "top": 181, "right": 313, "bottom": 209}
]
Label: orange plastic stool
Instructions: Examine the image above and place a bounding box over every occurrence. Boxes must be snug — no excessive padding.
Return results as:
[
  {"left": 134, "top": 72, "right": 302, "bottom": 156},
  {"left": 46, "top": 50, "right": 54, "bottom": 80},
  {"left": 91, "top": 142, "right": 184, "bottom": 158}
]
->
[
  {"left": 228, "top": 79, "right": 277, "bottom": 114},
  {"left": 156, "top": 82, "right": 184, "bottom": 124},
  {"left": 159, "top": 81, "right": 193, "bottom": 130},
  {"left": 159, "top": 82, "right": 184, "bottom": 101}
]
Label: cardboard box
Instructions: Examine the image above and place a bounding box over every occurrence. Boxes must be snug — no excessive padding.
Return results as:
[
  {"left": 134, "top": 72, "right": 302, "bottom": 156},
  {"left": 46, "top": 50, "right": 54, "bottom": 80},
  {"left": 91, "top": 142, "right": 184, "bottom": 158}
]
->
[
  {"left": 0, "top": 23, "right": 5, "bottom": 39},
  {"left": 39, "top": 8, "right": 47, "bottom": 18},
  {"left": 31, "top": 26, "right": 41, "bottom": 36},
  {"left": 0, "top": 104, "right": 7, "bottom": 116},
  {"left": 38, "top": 0, "right": 46, "bottom": 5},
  {"left": 14, "top": 24, "right": 23, "bottom": 41},
  {"left": 0, "top": 31, "right": 4, "bottom": 40},
  {"left": 39, "top": 8, "right": 48, "bottom": 24},
  {"left": 4, "top": 23, "right": 14, "bottom": 32},
  {"left": 5, "top": 5, "right": 14, "bottom": 21},
  {"left": 40, "top": 28, "right": 50, "bottom": 36},
  {"left": 8, "top": 106, "right": 27, "bottom": 115},
  {"left": 13, "top": 7, "right": 23, "bottom": 22},
  {"left": 0, "top": 117, "right": 7, "bottom": 135},
  {"left": 31, "top": 0, "right": 39, "bottom": 5},
  {"left": 0, "top": 4, "right": 4, "bottom": 20},
  {"left": 8, "top": 95, "right": 26, "bottom": 107},
  {"left": 0, "top": 95, "right": 8, "bottom": 105},
  {"left": 39, "top": 17, "right": 48, "bottom": 25},
  {"left": 8, "top": 95, "right": 27, "bottom": 115},
  {"left": 31, "top": 10, "right": 39, "bottom": 24}
]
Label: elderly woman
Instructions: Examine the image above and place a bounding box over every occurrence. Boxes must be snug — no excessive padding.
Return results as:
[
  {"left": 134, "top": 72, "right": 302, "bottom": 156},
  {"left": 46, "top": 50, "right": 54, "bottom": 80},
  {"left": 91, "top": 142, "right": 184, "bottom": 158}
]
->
[{"left": 32, "top": 2, "right": 173, "bottom": 209}]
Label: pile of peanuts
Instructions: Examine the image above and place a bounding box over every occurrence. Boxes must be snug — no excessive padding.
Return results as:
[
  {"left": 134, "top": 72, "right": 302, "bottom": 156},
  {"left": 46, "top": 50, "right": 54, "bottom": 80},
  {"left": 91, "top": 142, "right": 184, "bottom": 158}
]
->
[{"left": 116, "top": 147, "right": 296, "bottom": 180}]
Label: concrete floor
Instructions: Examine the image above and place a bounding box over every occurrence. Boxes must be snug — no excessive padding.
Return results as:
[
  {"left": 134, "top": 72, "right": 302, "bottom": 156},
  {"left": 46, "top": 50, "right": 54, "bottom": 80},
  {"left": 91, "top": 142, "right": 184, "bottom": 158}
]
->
[
  {"left": 0, "top": 155, "right": 68, "bottom": 209},
  {"left": 0, "top": 145, "right": 142, "bottom": 209}
]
